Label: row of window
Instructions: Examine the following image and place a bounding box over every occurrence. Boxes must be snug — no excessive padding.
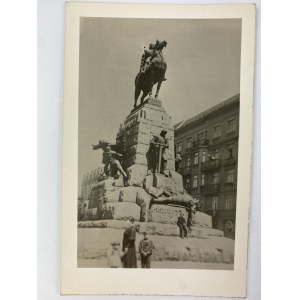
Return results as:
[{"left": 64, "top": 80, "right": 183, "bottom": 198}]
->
[
  {"left": 182, "top": 145, "right": 235, "bottom": 167},
  {"left": 211, "top": 195, "right": 235, "bottom": 210},
  {"left": 177, "top": 118, "right": 237, "bottom": 153},
  {"left": 185, "top": 169, "right": 235, "bottom": 189}
]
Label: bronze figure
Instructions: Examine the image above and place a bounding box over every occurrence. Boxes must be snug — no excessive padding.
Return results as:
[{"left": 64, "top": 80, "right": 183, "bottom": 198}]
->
[
  {"left": 134, "top": 40, "right": 168, "bottom": 108},
  {"left": 149, "top": 129, "right": 169, "bottom": 175}
]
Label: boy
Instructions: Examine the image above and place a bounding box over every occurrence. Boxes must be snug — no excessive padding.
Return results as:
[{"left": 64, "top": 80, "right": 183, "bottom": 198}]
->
[{"left": 139, "top": 231, "right": 154, "bottom": 268}]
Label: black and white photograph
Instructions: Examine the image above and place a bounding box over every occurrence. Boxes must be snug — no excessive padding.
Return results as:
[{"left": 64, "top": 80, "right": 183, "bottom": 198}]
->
[
  {"left": 61, "top": 3, "right": 255, "bottom": 297},
  {"left": 77, "top": 17, "right": 241, "bottom": 270}
]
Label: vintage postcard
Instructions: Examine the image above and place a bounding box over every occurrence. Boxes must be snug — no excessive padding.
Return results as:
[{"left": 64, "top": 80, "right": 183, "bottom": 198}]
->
[{"left": 61, "top": 2, "right": 256, "bottom": 297}]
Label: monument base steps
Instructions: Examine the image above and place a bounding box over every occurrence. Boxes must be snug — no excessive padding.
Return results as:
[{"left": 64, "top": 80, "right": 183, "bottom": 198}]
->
[{"left": 78, "top": 227, "right": 234, "bottom": 264}]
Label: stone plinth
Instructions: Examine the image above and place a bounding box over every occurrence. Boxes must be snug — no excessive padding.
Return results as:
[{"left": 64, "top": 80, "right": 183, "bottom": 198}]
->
[
  {"left": 116, "top": 98, "right": 175, "bottom": 176},
  {"left": 81, "top": 208, "right": 100, "bottom": 221},
  {"left": 78, "top": 227, "right": 234, "bottom": 264},
  {"left": 102, "top": 202, "right": 141, "bottom": 221},
  {"left": 79, "top": 97, "right": 234, "bottom": 267},
  {"left": 153, "top": 173, "right": 184, "bottom": 194},
  {"left": 194, "top": 212, "right": 212, "bottom": 228},
  {"left": 78, "top": 220, "right": 221, "bottom": 238},
  {"left": 147, "top": 204, "right": 188, "bottom": 224},
  {"left": 82, "top": 97, "right": 220, "bottom": 238}
]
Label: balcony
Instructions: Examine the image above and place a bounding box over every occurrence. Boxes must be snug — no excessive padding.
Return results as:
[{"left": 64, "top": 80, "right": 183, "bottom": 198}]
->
[
  {"left": 201, "top": 183, "right": 220, "bottom": 194},
  {"left": 223, "top": 157, "right": 237, "bottom": 166},
  {"left": 201, "top": 159, "right": 221, "bottom": 171},
  {"left": 193, "top": 139, "right": 209, "bottom": 148}
]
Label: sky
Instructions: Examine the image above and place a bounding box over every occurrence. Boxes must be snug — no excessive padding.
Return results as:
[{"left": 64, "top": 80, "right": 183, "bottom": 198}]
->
[{"left": 78, "top": 17, "right": 241, "bottom": 190}]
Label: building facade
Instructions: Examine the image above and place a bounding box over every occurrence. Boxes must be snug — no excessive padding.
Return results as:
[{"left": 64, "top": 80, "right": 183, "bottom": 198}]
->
[
  {"left": 81, "top": 167, "right": 103, "bottom": 204},
  {"left": 174, "top": 94, "right": 239, "bottom": 239}
]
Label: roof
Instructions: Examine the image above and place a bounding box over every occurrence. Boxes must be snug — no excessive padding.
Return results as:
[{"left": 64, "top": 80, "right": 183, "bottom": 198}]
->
[{"left": 174, "top": 94, "right": 240, "bottom": 131}]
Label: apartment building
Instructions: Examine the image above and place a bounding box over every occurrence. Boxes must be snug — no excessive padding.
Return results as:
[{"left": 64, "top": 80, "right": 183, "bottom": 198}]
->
[{"left": 174, "top": 94, "right": 240, "bottom": 239}]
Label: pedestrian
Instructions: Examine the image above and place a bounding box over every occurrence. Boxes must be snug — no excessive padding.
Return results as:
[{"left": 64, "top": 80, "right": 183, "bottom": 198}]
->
[
  {"left": 122, "top": 217, "right": 137, "bottom": 268},
  {"left": 139, "top": 231, "right": 154, "bottom": 268},
  {"left": 177, "top": 212, "right": 188, "bottom": 239},
  {"left": 107, "top": 241, "right": 123, "bottom": 268}
]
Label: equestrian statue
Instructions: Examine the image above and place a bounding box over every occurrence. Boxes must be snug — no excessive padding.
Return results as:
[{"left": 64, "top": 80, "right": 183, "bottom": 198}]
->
[{"left": 134, "top": 40, "right": 167, "bottom": 108}]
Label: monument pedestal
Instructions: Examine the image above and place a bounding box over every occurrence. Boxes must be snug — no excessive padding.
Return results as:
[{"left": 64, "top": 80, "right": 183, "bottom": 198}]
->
[
  {"left": 84, "top": 98, "right": 195, "bottom": 223},
  {"left": 117, "top": 98, "right": 175, "bottom": 180},
  {"left": 80, "top": 98, "right": 235, "bottom": 265}
]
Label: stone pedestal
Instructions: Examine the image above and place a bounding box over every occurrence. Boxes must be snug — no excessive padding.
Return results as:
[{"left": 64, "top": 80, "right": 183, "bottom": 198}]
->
[
  {"left": 147, "top": 204, "right": 188, "bottom": 224},
  {"left": 79, "top": 98, "right": 234, "bottom": 266},
  {"left": 116, "top": 98, "right": 175, "bottom": 182},
  {"left": 82, "top": 98, "right": 215, "bottom": 233}
]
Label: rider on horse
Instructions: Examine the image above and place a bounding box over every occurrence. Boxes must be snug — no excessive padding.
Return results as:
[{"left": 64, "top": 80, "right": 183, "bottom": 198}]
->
[
  {"left": 134, "top": 40, "right": 168, "bottom": 107},
  {"left": 140, "top": 42, "right": 167, "bottom": 81}
]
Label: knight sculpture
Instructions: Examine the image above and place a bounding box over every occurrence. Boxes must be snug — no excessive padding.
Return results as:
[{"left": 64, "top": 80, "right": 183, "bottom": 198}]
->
[
  {"left": 148, "top": 129, "right": 169, "bottom": 176},
  {"left": 134, "top": 40, "right": 168, "bottom": 108}
]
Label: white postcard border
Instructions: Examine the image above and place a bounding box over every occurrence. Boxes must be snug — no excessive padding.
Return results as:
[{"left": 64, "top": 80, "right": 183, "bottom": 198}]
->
[{"left": 61, "top": 2, "right": 256, "bottom": 297}]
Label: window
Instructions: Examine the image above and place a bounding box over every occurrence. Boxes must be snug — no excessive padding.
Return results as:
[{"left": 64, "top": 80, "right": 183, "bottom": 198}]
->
[
  {"left": 226, "top": 144, "right": 234, "bottom": 159},
  {"left": 197, "top": 130, "right": 208, "bottom": 141},
  {"left": 194, "top": 153, "right": 199, "bottom": 165},
  {"left": 225, "top": 195, "right": 234, "bottom": 210},
  {"left": 186, "top": 178, "right": 191, "bottom": 190},
  {"left": 226, "top": 169, "right": 235, "bottom": 183},
  {"left": 193, "top": 175, "right": 198, "bottom": 188},
  {"left": 211, "top": 148, "right": 220, "bottom": 159},
  {"left": 187, "top": 137, "right": 192, "bottom": 149},
  {"left": 186, "top": 157, "right": 191, "bottom": 167},
  {"left": 212, "top": 173, "right": 220, "bottom": 184},
  {"left": 227, "top": 118, "right": 236, "bottom": 133},
  {"left": 201, "top": 151, "right": 206, "bottom": 163},
  {"left": 201, "top": 174, "right": 205, "bottom": 186},
  {"left": 212, "top": 197, "right": 218, "bottom": 210},
  {"left": 177, "top": 142, "right": 182, "bottom": 153},
  {"left": 213, "top": 125, "right": 221, "bottom": 139}
]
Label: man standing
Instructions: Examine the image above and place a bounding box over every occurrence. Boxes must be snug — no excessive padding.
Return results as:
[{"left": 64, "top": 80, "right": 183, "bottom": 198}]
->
[
  {"left": 139, "top": 231, "right": 154, "bottom": 268},
  {"left": 177, "top": 212, "right": 188, "bottom": 239}
]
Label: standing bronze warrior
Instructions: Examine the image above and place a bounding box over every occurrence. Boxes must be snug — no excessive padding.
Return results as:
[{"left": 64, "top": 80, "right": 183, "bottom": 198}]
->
[{"left": 149, "top": 129, "right": 169, "bottom": 176}]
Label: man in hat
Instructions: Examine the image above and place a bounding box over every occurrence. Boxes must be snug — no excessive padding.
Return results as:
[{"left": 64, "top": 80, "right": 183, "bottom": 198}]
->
[
  {"left": 149, "top": 129, "right": 169, "bottom": 176},
  {"left": 139, "top": 231, "right": 154, "bottom": 268}
]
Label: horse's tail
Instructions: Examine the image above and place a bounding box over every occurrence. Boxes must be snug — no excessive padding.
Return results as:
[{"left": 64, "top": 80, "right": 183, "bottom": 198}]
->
[
  {"left": 135, "top": 71, "right": 144, "bottom": 87},
  {"left": 134, "top": 73, "right": 142, "bottom": 104}
]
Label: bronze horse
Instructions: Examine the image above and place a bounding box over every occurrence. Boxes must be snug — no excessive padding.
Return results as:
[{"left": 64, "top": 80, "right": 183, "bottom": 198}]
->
[{"left": 134, "top": 40, "right": 167, "bottom": 108}]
